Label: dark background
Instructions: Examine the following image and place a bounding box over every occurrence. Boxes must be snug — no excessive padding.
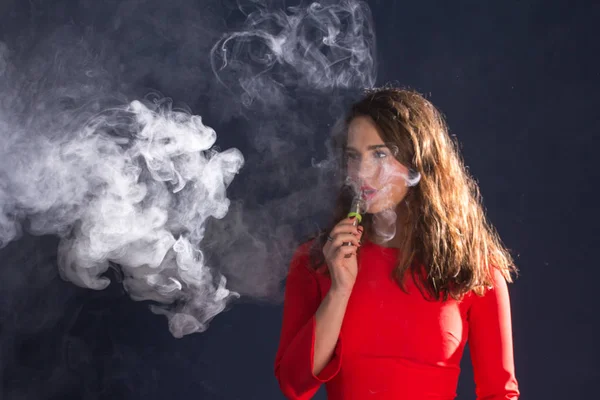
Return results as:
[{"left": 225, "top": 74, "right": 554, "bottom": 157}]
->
[{"left": 1, "top": 0, "right": 599, "bottom": 399}]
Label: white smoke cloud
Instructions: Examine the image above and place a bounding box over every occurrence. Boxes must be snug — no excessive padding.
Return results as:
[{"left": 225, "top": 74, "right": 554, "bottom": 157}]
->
[{"left": 0, "top": 91, "right": 244, "bottom": 337}]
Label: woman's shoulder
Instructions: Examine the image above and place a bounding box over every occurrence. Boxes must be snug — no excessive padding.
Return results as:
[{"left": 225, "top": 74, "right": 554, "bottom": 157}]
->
[
  {"left": 288, "top": 235, "right": 328, "bottom": 276},
  {"left": 292, "top": 237, "right": 316, "bottom": 257},
  {"left": 288, "top": 238, "right": 315, "bottom": 269},
  {"left": 461, "top": 266, "right": 512, "bottom": 304}
]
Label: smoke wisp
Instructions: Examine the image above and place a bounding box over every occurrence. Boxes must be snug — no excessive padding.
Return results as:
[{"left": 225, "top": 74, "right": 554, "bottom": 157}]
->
[{"left": 211, "top": 0, "right": 376, "bottom": 108}]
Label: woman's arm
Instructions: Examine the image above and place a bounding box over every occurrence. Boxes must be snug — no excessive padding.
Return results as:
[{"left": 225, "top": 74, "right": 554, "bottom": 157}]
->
[
  {"left": 468, "top": 268, "right": 520, "bottom": 399},
  {"left": 313, "top": 287, "right": 351, "bottom": 375},
  {"left": 274, "top": 244, "right": 346, "bottom": 400}
]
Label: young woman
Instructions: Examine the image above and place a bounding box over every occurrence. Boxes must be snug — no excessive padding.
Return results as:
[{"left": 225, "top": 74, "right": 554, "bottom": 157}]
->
[{"left": 274, "top": 87, "right": 520, "bottom": 399}]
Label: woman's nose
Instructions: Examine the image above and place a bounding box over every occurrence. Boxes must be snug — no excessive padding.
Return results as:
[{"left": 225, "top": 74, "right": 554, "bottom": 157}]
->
[{"left": 356, "top": 158, "right": 377, "bottom": 180}]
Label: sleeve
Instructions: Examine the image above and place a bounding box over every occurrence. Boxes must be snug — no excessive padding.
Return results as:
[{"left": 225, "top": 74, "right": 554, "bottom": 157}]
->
[
  {"left": 468, "top": 268, "right": 520, "bottom": 400},
  {"left": 274, "top": 244, "right": 343, "bottom": 400}
]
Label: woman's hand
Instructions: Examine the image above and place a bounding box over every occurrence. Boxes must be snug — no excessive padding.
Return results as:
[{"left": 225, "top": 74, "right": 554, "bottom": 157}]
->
[{"left": 323, "top": 217, "right": 363, "bottom": 296}]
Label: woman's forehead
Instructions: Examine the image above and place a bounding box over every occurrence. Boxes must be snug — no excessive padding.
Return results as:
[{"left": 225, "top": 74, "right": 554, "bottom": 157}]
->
[{"left": 347, "top": 116, "right": 385, "bottom": 147}]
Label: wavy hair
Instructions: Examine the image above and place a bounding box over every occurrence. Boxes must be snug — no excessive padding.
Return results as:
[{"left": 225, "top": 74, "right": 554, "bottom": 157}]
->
[{"left": 310, "top": 87, "right": 517, "bottom": 300}]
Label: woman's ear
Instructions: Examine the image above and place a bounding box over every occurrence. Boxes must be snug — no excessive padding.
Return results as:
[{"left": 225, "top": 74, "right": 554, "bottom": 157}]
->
[{"left": 404, "top": 168, "right": 421, "bottom": 187}]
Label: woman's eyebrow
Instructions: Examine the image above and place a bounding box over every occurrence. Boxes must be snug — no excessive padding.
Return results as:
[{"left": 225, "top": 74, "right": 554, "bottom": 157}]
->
[{"left": 345, "top": 144, "right": 388, "bottom": 152}]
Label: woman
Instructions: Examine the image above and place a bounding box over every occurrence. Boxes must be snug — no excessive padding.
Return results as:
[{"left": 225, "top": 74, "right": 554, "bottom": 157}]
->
[{"left": 274, "top": 87, "right": 520, "bottom": 399}]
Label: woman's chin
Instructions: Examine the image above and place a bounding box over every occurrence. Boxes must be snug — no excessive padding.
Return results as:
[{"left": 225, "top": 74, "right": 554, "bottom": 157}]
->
[
  {"left": 365, "top": 202, "right": 386, "bottom": 215},
  {"left": 365, "top": 200, "right": 399, "bottom": 215}
]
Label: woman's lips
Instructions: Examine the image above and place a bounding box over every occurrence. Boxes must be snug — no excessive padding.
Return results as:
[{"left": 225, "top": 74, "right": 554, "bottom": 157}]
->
[{"left": 360, "top": 185, "right": 377, "bottom": 201}]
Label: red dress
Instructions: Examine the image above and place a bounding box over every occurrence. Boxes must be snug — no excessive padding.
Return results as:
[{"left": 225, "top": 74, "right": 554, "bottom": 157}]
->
[{"left": 274, "top": 240, "right": 519, "bottom": 400}]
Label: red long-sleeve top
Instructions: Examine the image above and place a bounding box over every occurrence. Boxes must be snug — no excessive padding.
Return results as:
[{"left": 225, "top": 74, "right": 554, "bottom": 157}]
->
[{"left": 274, "top": 239, "right": 519, "bottom": 400}]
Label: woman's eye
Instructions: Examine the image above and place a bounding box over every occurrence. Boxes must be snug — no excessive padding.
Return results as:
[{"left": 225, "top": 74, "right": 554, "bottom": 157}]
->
[
  {"left": 374, "top": 150, "right": 388, "bottom": 159},
  {"left": 346, "top": 152, "right": 359, "bottom": 160}
]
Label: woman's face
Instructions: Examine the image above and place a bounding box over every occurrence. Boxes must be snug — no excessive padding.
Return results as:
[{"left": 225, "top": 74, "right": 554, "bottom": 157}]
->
[{"left": 345, "top": 116, "right": 412, "bottom": 214}]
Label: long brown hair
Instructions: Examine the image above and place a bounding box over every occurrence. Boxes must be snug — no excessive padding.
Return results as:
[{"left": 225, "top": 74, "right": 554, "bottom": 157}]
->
[{"left": 310, "top": 86, "right": 517, "bottom": 300}]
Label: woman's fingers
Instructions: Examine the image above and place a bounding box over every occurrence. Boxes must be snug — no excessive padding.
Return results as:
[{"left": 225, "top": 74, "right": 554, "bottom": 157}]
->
[
  {"left": 334, "top": 244, "right": 357, "bottom": 258},
  {"left": 331, "top": 233, "right": 360, "bottom": 248},
  {"left": 330, "top": 220, "right": 361, "bottom": 236}
]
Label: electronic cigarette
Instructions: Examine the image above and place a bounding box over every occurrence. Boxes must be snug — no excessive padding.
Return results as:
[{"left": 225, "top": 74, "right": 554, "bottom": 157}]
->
[{"left": 343, "top": 196, "right": 365, "bottom": 248}]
